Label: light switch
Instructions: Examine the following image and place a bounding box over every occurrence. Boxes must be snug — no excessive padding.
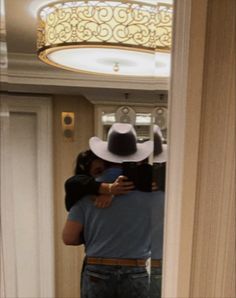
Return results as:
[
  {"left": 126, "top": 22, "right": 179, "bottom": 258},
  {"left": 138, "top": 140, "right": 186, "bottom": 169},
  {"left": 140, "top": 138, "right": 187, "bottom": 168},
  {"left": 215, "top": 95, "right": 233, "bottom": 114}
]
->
[{"left": 61, "top": 112, "right": 75, "bottom": 141}]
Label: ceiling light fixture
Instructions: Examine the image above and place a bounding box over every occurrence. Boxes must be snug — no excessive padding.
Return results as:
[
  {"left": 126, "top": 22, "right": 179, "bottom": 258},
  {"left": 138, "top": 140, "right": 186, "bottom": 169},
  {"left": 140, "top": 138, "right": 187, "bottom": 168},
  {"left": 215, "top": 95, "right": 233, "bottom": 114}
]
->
[{"left": 37, "top": 0, "right": 173, "bottom": 77}]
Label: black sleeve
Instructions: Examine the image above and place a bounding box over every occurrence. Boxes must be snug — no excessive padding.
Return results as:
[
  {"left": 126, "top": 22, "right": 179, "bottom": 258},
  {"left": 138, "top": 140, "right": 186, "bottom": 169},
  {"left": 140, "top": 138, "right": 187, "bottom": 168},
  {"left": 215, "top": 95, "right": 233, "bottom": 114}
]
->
[
  {"left": 64, "top": 175, "right": 101, "bottom": 211},
  {"left": 153, "top": 163, "right": 166, "bottom": 192}
]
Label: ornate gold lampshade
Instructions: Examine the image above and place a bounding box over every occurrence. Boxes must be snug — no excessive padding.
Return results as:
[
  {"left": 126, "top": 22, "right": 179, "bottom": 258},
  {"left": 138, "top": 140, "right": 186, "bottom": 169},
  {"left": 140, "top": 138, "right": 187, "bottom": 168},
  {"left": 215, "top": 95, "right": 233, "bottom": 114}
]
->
[{"left": 37, "top": 0, "right": 173, "bottom": 76}]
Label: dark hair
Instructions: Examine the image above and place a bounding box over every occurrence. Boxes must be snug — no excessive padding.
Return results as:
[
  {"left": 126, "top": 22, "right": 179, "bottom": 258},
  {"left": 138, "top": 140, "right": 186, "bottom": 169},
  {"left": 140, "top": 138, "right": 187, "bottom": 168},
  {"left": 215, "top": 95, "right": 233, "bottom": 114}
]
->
[{"left": 74, "top": 149, "right": 100, "bottom": 175}]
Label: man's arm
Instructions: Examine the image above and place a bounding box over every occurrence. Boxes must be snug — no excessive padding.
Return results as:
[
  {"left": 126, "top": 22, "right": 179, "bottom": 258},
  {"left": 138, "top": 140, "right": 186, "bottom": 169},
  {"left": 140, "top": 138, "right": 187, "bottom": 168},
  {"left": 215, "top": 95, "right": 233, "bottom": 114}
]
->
[{"left": 62, "top": 220, "right": 84, "bottom": 245}]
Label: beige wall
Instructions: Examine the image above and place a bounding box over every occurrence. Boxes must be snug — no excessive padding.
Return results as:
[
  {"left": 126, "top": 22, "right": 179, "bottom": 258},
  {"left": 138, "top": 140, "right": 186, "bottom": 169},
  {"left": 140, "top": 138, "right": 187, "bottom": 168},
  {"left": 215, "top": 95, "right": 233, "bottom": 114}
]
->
[
  {"left": 163, "top": 0, "right": 236, "bottom": 298},
  {"left": 164, "top": 0, "right": 235, "bottom": 297},
  {"left": 53, "top": 95, "right": 94, "bottom": 298},
  {"left": 190, "top": 0, "right": 235, "bottom": 297}
]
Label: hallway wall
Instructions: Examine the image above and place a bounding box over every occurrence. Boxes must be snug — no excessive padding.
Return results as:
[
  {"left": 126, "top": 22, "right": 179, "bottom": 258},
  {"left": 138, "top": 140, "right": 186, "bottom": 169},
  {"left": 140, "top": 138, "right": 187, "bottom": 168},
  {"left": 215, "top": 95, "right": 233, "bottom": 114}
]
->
[{"left": 53, "top": 95, "right": 94, "bottom": 298}]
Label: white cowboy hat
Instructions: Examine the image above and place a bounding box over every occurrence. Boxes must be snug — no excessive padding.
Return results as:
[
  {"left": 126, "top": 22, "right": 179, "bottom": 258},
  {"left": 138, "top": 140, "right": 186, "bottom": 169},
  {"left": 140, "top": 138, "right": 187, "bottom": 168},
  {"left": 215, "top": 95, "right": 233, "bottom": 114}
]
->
[
  {"left": 89, "top": 123, "right": 153, "bottom": 163},
  {"left": 153, "top": 124, "right": 168, "bottom": 163}
]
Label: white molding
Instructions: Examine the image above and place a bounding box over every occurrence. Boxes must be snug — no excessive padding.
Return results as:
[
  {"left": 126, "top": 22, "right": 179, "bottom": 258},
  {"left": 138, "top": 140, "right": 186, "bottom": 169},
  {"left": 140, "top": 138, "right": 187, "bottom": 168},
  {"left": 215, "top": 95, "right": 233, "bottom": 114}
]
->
[
  {"left": 162, "top": 0, "right": 192, "bottom": 297},
  {"left": 7, "top": 53, "right": 169, "bottom": 91},
  {"left": 91, "top": 100, "right": 167, "bottom": 105},
  {"left": 0, "top": 66, "right": 8, "bottom": 84},
  {"left": 0, "top": 95, "right": 55, "bottom": 298},
  {"left": 83, "top": 90, "right": 168, "bottom": 105},
  {"left": 94, "top": 103, "right": 165, "bottom": 139},
  {"left": 0, "top": 96, "right": 17, "bottom": 298}
]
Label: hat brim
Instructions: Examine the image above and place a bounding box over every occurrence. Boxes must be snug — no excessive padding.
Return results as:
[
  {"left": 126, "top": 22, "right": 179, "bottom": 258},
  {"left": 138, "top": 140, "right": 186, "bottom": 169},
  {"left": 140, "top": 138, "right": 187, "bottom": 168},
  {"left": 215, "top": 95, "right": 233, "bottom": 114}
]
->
[
  {"left": 153, "top": 144, "right": 168, "bottom": 163},
  {"left": 89, "top": 137, "right": 154, "bottom": 163}
]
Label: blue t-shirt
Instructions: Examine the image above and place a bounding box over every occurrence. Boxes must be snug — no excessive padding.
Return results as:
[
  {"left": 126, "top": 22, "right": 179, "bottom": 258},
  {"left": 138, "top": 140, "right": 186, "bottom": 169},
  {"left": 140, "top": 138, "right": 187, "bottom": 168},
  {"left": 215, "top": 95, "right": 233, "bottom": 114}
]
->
[
  {"left": 68, "top": 167, "right": 164, "bottom": 259},
  {"left": 150, "top": 190, "right": 165, "bottom": 259}
]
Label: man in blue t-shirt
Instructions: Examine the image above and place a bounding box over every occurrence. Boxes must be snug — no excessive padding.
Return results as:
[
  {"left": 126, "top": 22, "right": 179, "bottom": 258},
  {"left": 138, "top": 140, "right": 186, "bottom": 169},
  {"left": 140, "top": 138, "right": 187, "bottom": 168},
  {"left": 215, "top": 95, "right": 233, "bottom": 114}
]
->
[{"left": 62, "top": 123, "right": 165, "bottom": 298}]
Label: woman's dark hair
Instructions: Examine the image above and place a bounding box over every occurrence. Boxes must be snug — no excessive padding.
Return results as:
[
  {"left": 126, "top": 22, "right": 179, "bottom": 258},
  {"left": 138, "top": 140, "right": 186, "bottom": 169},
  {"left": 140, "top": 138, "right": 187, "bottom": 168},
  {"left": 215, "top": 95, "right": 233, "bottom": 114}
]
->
[{"left": 74, "top": 149, "right": 100, "bottom": 175}]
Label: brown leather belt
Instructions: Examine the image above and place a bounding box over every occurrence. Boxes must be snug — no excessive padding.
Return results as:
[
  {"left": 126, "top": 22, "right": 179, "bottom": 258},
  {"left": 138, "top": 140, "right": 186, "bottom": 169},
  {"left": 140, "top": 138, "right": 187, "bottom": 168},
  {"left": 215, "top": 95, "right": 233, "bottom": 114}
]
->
[
  {"left": 86, "top": 257, "right": 148, "bottom": 267},
  {"left": 151, "top": 259, "right": 162, "bottom": 268}
]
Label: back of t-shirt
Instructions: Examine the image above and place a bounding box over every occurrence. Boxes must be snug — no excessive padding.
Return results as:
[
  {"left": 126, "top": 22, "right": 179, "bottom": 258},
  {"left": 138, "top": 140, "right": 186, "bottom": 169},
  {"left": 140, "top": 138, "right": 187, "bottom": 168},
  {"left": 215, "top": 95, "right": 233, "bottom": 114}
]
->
[{"left": 68, "top": 189, "right": 164, "bottom": 259}]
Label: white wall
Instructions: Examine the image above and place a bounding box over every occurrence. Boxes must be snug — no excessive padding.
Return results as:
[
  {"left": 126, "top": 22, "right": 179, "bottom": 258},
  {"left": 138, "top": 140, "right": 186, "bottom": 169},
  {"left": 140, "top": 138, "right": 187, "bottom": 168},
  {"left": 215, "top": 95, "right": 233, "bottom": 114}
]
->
[{"left": 0, "top": 95, "right": 54, "bottom": 298}]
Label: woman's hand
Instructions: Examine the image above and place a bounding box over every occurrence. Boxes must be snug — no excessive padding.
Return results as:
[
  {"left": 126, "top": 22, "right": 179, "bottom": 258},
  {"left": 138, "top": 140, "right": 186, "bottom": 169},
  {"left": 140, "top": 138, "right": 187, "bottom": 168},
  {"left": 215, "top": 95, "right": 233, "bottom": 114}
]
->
[
  {"left": 152, "top": 181, "right": 158, "bottom": 191},
  {"left": 94, "top": 195, "right": 113, "bottom": 208},
  {"left": 109, "top": 175, "right": 134, "bottom": 195}
]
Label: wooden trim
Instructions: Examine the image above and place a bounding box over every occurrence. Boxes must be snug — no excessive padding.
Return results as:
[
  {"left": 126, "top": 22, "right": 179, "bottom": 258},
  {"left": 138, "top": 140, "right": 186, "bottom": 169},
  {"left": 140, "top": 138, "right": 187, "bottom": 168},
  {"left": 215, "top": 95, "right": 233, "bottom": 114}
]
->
[
  {"left": 189, "top": 0, "right": 236, "bottom": 296},
  {"left": 0, "top": 96, "right": 17, "bottom": 298},
  {"left": 162, "top": 0, "right": 208, "bottom": 297}
]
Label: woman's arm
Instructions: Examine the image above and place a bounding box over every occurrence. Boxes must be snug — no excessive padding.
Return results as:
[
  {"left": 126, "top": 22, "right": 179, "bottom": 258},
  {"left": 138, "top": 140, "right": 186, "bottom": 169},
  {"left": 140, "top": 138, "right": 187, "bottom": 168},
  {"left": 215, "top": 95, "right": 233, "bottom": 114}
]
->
[
  {"left": 65, "top": 175, "right": 134, "bottom": 211},
  {"left": 99, "top": 175, "right": 134, "bottom": 195},
  {"left": 65, "top": 175, "right": 101, "bottom": 211}
]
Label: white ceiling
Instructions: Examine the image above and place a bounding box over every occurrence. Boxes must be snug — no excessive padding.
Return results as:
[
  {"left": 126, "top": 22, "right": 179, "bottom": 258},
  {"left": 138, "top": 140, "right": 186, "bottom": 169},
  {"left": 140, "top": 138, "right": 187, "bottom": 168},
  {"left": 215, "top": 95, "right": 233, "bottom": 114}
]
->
[{"left": 1, "top": 0, "right": 173, "bottom": 102}]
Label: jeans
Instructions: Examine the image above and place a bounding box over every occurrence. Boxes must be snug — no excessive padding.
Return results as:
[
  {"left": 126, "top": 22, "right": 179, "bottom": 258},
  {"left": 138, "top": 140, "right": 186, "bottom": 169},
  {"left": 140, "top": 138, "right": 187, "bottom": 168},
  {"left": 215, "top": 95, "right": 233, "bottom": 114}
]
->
[
  {"left": 149, "top": 267, "right": 162, "bottom": 298},
  {"left": 81, "top": 264, "right": 149, "bottom": 298}
]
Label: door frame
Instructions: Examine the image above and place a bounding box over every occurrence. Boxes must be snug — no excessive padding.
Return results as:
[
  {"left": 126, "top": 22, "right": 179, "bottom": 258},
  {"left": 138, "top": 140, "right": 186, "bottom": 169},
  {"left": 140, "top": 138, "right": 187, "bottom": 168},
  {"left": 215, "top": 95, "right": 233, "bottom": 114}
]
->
[
  {"left": 163, "top": 0, "right": 208, "bottom": 297},
  {"left": 0, "top": 94, "right": 55, "bottom": 298}
]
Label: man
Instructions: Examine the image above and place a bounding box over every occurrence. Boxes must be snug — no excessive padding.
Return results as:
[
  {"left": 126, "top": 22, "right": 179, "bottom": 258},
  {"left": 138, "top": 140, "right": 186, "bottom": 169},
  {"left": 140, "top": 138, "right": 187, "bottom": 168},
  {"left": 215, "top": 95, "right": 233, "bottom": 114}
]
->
[{"left": 62, "top": 123, "right": 165, "bottom": 298}]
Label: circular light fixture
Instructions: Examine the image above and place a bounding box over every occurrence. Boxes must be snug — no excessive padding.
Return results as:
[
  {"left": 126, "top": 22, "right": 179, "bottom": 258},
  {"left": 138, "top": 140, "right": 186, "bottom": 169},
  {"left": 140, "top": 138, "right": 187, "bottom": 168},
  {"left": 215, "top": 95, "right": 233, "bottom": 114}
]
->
[{"left": 37, "top": 0, "right": 173, "bottom": 76}]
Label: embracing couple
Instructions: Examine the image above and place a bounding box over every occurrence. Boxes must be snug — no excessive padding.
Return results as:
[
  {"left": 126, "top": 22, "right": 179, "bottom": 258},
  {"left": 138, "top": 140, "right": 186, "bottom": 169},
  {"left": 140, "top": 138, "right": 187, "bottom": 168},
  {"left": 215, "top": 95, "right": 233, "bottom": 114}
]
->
[{"left": 63, "top": 123, "right": 167, "bottom": 298}]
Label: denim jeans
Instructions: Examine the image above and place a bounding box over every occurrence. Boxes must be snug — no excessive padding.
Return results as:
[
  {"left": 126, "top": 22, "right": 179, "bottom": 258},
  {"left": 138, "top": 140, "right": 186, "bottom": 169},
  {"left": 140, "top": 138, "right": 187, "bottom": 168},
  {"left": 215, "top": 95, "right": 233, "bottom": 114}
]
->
[
  {"left": 149, "top": 267, "right": 162, "bottom": 298},
  {"left": 81, "top": 264, "right": 149, "bottom": 298}
]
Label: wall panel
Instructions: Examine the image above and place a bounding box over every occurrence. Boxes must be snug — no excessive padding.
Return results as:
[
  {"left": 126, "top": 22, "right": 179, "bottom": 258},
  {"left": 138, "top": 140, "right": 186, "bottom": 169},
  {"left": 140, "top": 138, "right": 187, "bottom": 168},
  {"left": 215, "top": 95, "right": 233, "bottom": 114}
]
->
[
  {"left": 190, "top": 0, "right": 236, "bottom": 297},
  {"left": 0, "top": 95, "right": 54, "bottom": 298},
  {"left": 53, "top": 95, "right": 94, "bottom": 298},
  {"left": 164, "top": 0, "right": 235, "bottom": 297}
]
